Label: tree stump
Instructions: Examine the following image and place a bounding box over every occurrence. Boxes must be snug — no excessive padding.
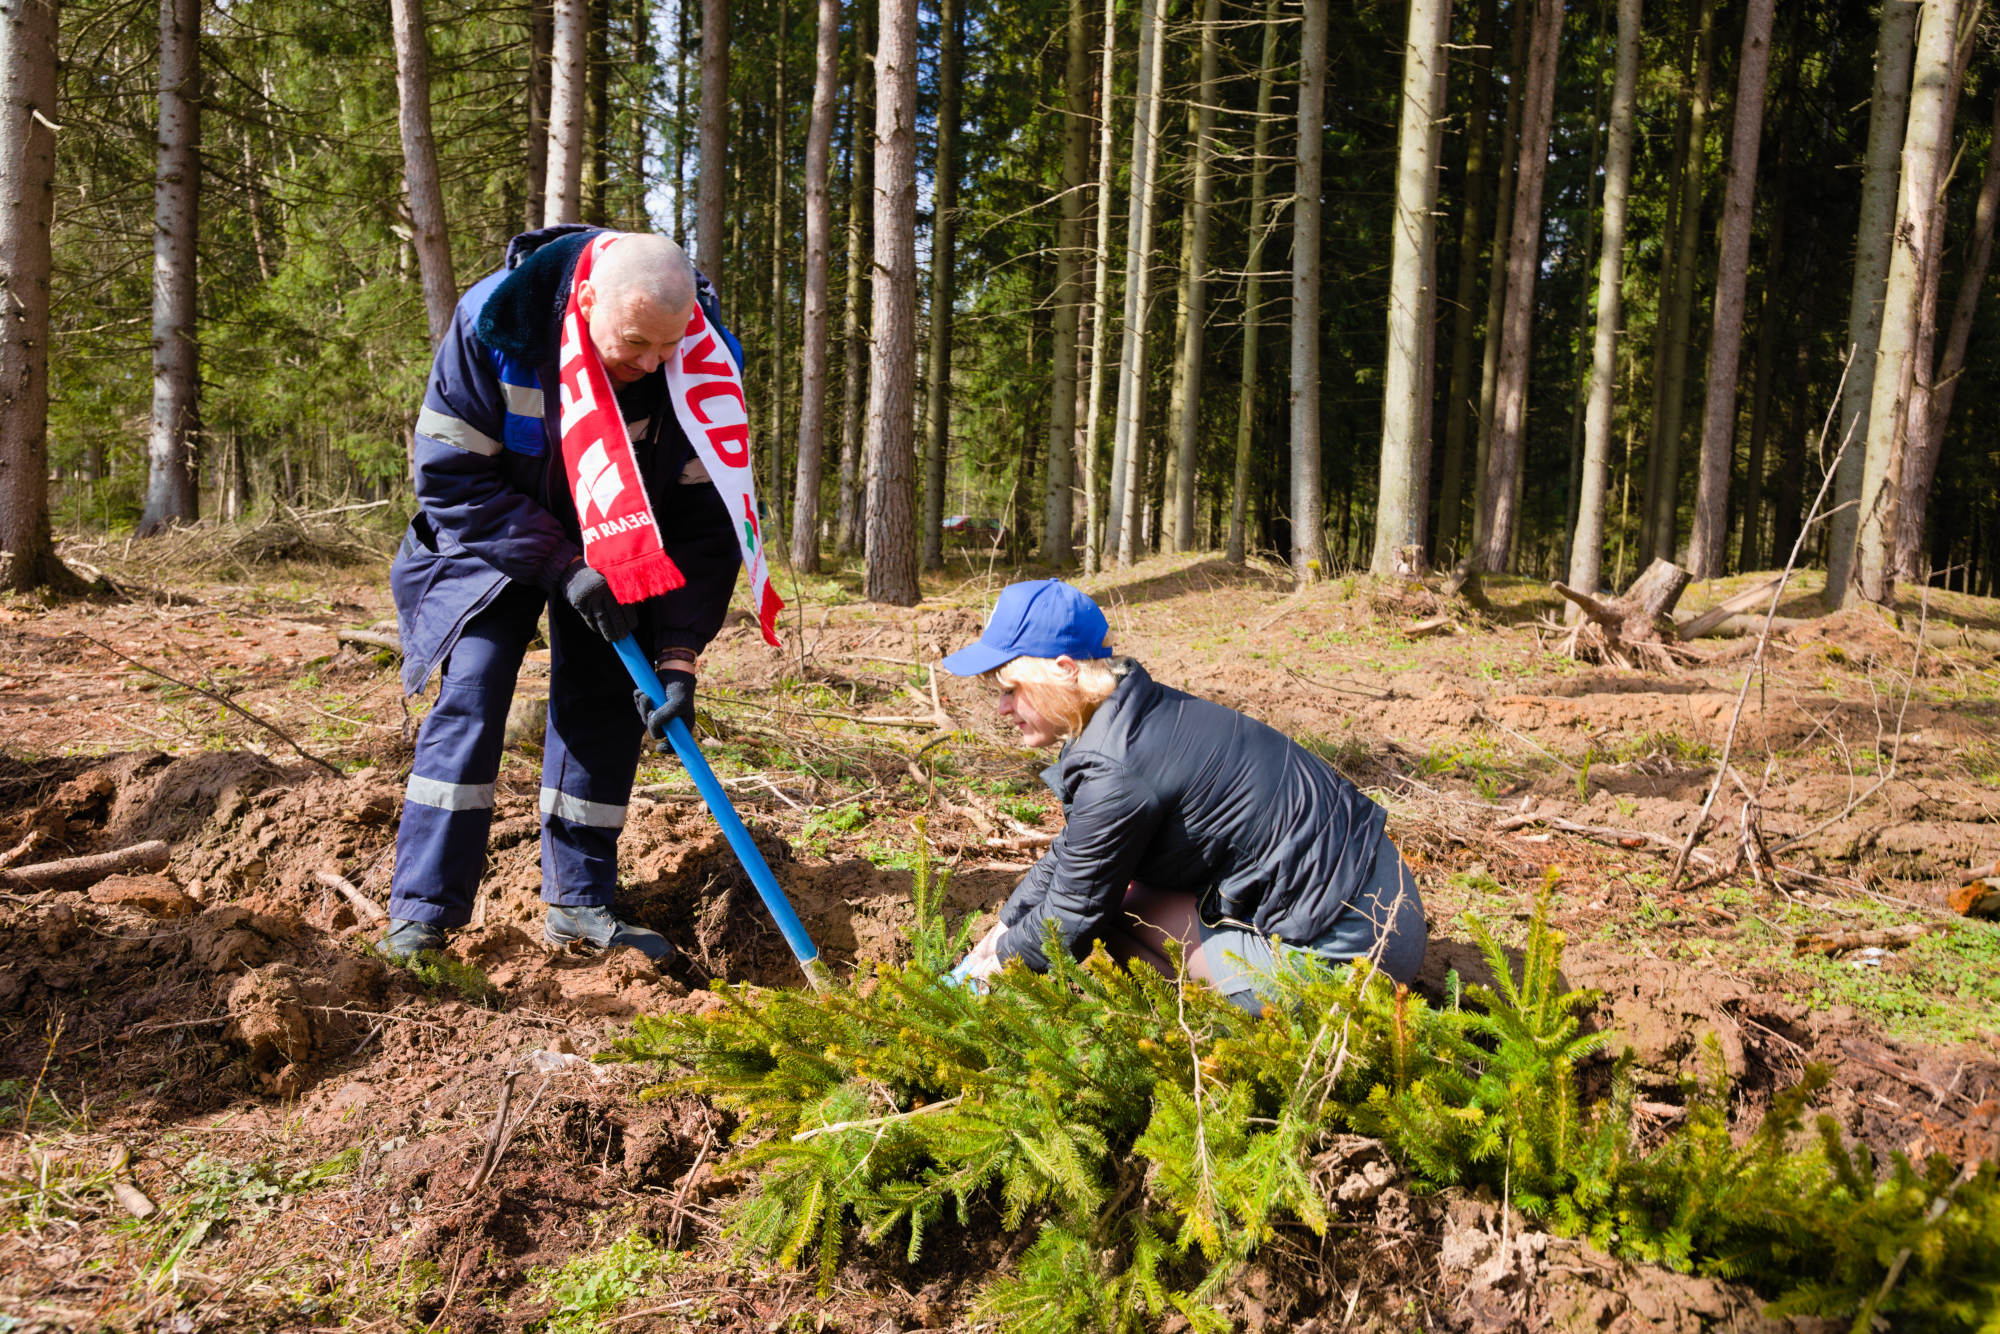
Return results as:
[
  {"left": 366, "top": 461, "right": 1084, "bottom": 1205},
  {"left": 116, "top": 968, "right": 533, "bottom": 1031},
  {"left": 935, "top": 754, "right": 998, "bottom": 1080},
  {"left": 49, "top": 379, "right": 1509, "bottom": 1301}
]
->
[{"left": 1553, "top": 558, "right": 1690, "bottom": 661}]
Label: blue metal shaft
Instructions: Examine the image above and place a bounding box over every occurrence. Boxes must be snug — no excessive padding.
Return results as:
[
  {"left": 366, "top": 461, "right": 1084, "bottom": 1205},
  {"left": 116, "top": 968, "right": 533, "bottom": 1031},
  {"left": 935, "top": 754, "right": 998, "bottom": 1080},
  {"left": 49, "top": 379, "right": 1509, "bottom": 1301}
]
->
[{"left": 613, "top": 635, "right": 831, "bottom": 989}]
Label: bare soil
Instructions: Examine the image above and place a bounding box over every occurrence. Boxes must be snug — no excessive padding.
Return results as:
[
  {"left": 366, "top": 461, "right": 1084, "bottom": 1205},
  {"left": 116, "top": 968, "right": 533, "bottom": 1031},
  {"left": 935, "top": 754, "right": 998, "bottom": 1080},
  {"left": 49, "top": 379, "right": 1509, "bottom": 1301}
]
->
[{"left": 4, "top": 549, "right": 1998, "bottom": 1332}]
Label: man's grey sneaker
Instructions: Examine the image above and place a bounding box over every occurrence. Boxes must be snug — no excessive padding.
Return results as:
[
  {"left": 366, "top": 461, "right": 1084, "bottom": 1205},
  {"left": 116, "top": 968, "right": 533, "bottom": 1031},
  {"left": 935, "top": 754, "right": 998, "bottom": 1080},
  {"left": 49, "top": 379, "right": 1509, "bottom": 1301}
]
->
[
  {"left": 379, "top": 918, "right": 447, "bottom": 964},
  {"left": 543, "top": 904, "right": 676, "bottom": 963}
]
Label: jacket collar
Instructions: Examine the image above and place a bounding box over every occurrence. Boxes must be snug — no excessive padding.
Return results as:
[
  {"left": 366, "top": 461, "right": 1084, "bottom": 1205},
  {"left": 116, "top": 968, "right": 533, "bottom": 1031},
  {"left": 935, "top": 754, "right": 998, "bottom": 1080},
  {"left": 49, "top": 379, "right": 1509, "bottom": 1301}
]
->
[{"left": 476, "top": 226, "right": 601, "bottom": 365}]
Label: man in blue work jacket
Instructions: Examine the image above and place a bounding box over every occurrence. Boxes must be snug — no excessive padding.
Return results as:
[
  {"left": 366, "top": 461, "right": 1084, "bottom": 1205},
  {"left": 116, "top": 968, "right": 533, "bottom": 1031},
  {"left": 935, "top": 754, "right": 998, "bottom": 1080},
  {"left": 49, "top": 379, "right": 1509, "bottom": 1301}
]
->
[{"left": 379, "top": 226, "right": 743, "bottom": 967}]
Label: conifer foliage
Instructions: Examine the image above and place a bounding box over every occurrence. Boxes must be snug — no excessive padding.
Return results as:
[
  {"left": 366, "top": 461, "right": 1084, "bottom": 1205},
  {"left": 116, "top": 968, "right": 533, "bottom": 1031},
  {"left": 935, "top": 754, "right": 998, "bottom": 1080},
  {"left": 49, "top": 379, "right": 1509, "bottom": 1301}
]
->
[{"left": 612, "top": 867, "right": 2000, "bottom": 1330}]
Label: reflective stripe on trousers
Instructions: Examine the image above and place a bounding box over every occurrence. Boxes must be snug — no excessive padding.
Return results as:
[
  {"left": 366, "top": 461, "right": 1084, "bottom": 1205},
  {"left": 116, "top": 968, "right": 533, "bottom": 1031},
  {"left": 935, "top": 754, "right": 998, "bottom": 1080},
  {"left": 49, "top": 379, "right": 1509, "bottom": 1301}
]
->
[{"left": 388, "top": 581, "right": 648, "bottom": 927}]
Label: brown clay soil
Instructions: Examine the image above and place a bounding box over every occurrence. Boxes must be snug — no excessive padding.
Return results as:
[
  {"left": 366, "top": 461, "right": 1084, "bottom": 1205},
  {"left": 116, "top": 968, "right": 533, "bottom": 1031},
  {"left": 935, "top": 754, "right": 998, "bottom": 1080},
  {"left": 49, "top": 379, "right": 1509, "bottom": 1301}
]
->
[{"left": 3, "top": 544, "right": 1999, "bottom": 1332}]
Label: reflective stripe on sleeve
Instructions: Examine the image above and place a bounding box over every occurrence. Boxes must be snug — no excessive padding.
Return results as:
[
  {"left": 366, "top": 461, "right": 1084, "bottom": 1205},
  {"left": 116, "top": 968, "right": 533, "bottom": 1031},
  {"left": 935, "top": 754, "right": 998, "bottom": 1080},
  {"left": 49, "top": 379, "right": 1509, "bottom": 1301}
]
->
[
  {"left": 416, "top": 405, "right": 503, "bottom": 457},
  {"left": 540, "top": 787, "right": 628, "bottom": 829},
  {"left": 406, "top": 775, "right": 496, "bottom": 811},
  {"left": 501, "top": 383, "right": 545, "bottom": 417}
]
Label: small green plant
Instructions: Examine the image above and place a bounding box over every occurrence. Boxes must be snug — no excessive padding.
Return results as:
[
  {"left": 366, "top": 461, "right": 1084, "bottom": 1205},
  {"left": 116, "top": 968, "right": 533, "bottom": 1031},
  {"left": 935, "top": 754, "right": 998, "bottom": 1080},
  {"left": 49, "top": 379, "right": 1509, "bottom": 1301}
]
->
[
  {"left": 797, "top": 804, "right": 870, "bottom": 856},
  {"left": 611, "top": 886, "right": 2000, "bottom": 1330},
  {"left": 529, "top": 1230, "right": 680, "bottom": 1333},
  {"left": 401, "top": 951, "right": 501, "bottom": 1006},
  {"left": 1300, "top": 732, "right": 1370, "bottom": 776}
]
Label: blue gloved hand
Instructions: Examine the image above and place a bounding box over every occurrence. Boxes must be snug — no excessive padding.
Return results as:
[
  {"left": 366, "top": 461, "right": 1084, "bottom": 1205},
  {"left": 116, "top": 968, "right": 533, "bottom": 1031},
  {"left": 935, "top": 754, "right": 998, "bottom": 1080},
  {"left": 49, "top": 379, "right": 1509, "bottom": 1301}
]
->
[
  {"left": 562, "top": 560, "right": 637, "bottom": 643},
  {"left": 942, "top": 956, "right": 990, "bottom": 994},
  {"left": 634, "top": 669, "right": 696, "bottom": 754}
]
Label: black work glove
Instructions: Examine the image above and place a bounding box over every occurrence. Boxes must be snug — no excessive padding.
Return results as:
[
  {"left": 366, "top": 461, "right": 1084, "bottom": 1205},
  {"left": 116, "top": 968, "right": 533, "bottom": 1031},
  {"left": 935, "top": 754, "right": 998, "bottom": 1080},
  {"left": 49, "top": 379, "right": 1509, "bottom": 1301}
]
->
[
  {"left": 634, "top": 669, "right": 696, "bottom": 753},
  {"left": 561, "top": 560, "right": 637, "bottom": 643}
]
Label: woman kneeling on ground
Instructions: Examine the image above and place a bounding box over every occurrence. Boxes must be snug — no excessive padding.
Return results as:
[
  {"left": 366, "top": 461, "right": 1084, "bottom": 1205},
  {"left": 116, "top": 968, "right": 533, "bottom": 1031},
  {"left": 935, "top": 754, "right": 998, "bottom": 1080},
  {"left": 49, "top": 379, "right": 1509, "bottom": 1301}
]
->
[{"left": 941, "top": 579, "right": 1426, "bottom": 1010}]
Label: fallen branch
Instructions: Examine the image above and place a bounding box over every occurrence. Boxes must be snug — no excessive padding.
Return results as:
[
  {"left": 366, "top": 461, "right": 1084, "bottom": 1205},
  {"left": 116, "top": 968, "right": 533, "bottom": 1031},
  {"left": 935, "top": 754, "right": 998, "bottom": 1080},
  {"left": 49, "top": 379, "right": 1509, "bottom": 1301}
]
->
[
  {"left": 1494, "top": 810, "right": 1719, "bottom": 865},
  {"left": 1793, "top": 923, "right": 1942, "bottom": 956},
  {"left": 313, "top": 868, "right": 387, "bottom": 924},
  {"left": 0, "top": 840, "right": 170, "bottom": 893},
  {"left": 466, "top": 1071, "right": 525, "bottom": 1194},
  {"left": 1675, "top": 576, "right": 1785, "bottom": 641},
  {"left": 335, "top": 627, "right": 403, "bottom": 654},
  {"left": 75, "top": 634, "right": 343, "bottom": 779}
]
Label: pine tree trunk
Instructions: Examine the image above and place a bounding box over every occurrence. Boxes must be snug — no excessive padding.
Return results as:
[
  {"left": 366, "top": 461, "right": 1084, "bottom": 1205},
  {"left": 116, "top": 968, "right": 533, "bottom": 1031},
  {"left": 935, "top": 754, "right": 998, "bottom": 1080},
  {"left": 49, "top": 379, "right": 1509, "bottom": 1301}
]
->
[
  {"left": 1472, "top": 0, "right": 1560, "bottom": 572},
  {"left": 1109, "top": 0, "right": 1167, "bottom": 567},
  {"left": 140, "top": 0, "right": 201, "bottom": 535},
  {"left": 1373, "top": 0, "right": 1452, "bottom": 578},
  {"left": 836, "top": 0, "right": 873, "bottom": 555},
  {"left": 1639, "top": 18, "right": 1694, "bottom": 560},
  {"left": 0, "top": 0, "right": 63, "bottom": 589},
  {"left": 921, "top": 0, "right": 960, "bottom": 571},
  {"left": 1893, "top": 78, "right": 1993, "bottom": 582},
  {"left": 1226, "top": 0, "right": 1281, "bottom": 566},
  {"left": 1167, "top": 0, "right": 1220, "bottom": 553},
  {"left": 766, "top": 2, "right": 789, "bottom": 533},
  {"left": 1044, "top": 0, "right": 1092, "bottom": 567},
  {"left": 1468, "top": 6, "right": 1525, "bottom": 561},
  {"left": 1738, "top": 196, "right": 1785, "bottom": 573},
  {"left": 1827, "top": 0, "right": 1918, "bottom": 603},
  {"left": 1855, "top": 0, "right": 1962, "bottom": 605},
  {"left": 1644, "top": 0, "right": 1714, "bottom": 564},
  {"left": 625, "top": 0, "right": 650, "bottom": 224},
  {"left": 1436, "top": 0, "right": 1494, "bottom": 561},
  {"left": 390, "top": 0, "right": 456, "bottom": 350},
  {"left": 1081, "top": 0, "right": 1119, "bottom": 574},
  {"left": 697, "top": 0, "right": 730, "bottom": 281},
  {"left": 545, "top": 0, "right": 587, "bottom": 225},
  {"left": 791, "top": 0, "right": 841, "bottom": 573},
  {"left": 1290, "top": 0, "right": 1329, "bottom": 586},
  {"left": 525, "top": 0, "right": 553, "bottom": 230},
  {"left": 863, "top": 0, "right": 919, "bottom": 605},
  {"left": 1686, "top": 0, "right": 1776, "bottom": 577},
  {"left": 671, "top": 0, "right": 688, "bottom": 242},
  {"left": 583, "top": 0, "right": 608, "bottom": 224},
  {"left": 1566, "top": 0, "right": 1640, "bottom": 610}
]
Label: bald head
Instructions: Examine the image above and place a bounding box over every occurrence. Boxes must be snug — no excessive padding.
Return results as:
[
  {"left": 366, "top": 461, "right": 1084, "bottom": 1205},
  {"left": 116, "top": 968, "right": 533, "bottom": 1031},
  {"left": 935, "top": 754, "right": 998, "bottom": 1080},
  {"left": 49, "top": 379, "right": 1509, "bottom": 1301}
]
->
[
  {"left": 575, "top": 233, "right": 696, "bottom": 385},
  {"left": 590, "top": 233, "right": 696, "bottom": 312}
]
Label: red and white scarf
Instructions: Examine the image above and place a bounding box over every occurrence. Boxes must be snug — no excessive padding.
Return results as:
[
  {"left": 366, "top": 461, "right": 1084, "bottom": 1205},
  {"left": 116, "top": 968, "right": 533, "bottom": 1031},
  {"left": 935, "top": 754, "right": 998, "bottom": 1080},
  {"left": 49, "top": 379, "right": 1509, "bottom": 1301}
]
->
[{"left": 557, "top": 233, "right": 784, "bottom": 647}]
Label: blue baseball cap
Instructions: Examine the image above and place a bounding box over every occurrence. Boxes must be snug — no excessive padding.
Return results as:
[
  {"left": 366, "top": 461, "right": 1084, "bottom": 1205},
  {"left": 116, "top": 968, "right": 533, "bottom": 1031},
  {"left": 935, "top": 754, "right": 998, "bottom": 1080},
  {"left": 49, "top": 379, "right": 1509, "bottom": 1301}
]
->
[{"left": 940, "top": 580, "right": 1112, "bottom": 677}]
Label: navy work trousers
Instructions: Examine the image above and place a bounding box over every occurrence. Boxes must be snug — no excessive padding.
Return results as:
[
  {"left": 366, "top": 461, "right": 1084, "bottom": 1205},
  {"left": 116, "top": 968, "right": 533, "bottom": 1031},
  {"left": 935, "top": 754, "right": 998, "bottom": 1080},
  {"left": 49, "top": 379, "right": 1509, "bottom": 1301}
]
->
[{"left": 388, "top": 582, "right": 651, "bottom": 927}]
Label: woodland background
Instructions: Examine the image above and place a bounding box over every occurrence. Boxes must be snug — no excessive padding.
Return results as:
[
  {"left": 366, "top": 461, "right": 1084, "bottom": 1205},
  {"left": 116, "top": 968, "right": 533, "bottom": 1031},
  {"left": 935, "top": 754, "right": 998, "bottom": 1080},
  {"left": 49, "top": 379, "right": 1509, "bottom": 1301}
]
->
[{"left": 0, "top": 0, "right": 1995, "bottom": 610}]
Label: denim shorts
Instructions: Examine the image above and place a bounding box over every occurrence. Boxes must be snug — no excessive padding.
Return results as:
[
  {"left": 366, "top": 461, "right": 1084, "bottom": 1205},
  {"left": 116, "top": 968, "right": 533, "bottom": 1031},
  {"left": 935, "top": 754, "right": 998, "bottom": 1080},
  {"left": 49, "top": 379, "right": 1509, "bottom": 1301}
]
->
[{"left": 1195, "top": 835, "right": 1426, "bottom": 1013}]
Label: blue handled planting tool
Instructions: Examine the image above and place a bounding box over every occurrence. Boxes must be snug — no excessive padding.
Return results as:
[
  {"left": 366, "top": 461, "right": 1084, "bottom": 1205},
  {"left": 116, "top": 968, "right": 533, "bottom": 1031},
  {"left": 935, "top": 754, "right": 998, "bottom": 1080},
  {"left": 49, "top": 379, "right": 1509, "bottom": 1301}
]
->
[{"left": 613, "top": 634, "right": 834, "bottom": 992}]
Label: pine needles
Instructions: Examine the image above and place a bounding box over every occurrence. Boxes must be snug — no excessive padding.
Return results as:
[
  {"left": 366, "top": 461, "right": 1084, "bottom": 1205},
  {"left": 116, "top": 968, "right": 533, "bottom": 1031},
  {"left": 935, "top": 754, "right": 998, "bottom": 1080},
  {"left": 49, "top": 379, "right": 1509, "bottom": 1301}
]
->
[{"left": 609, "top": 854, "right": 2000, "bottom": 1331}]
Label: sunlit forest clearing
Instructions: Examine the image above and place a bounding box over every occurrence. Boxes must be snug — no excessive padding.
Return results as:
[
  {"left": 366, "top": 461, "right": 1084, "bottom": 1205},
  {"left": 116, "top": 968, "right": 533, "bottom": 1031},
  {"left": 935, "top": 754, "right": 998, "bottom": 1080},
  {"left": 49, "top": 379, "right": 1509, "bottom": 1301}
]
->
[{"left": 4, "top": 0, "right": 2000, "bottom": 1328}]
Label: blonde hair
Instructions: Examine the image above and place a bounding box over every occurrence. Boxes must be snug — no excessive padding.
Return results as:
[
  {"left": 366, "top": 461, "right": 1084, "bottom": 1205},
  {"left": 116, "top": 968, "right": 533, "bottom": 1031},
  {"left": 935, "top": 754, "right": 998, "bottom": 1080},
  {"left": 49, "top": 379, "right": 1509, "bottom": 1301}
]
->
[{"left": 992, "top": 655, "right": 1129, "bottom": 741}]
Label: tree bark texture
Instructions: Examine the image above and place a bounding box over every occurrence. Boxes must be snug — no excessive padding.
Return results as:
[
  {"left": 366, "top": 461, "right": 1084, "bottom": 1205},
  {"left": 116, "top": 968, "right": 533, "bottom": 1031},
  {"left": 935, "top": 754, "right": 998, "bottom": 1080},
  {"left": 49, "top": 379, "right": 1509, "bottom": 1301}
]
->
[
  {"left": 1169, "top": 0, "right": 1221, "bottom": 553},
  {"left": 1043, "top": 0, "right": 1092, "bottom": 567},
  {"left": 141, "top": 0, "right": 201, "bottom": 534},
  {"left": 1827, "top": 0, "right": 1918, "bottom": 601},
  {"left": 583, "top": 0, "right": 608, "bottom": 223},
  {"left": 390, "top": 0, "right": 457, "bottom": 350},
  {"left": 1566, "top": 0, "right": 1640, "bottom": 611},
  {"left": 1855, "top": 0, "right": 1962, "bottom": 605},
  {"left": 921, "top": 0, "right": 959, "bottom": 571},
  {"left": 1226, "top": 0, "right": 1281, "bottom": 566},
  {"left": 1896, "top": 87, "right": 2000, "bottom": 581},
  {"left": 1888, "top": 68, "right": 1984, "bottom": 580},
  {"left": 544, "top": 0, "right": 586, "bottom": 226},
  {"left": 864, "top": 0, "right": 919, "bottom": 605},
  {"left": 1436, "top": 0, "right": 1494, "bottom": 561},
  {"left": 1290, "top": 0, "right": 1329, "bottom": 585},
  {"left": 1469, "top": 6, "right": 1525, "bottom": 560},
  {"left": 1639, "top": 19, "right": 1694, "bottom": 560},
  {"left": 791, "top": 0, "right": 841, "bottom": 572},
  {"left": 1080, "top": 0, "right": 1119, "bottom": 574},
  {"left": 1644, "top": 0, "right": 1714, "bottom": 564},
  {"left": 1472, "top": 0, "right": 1560, "bottom": 573},
  {"left": 0, "top": 0, "right": 62, "bottom": 589},
  {"left": 766, "top": 1, "right": 789, "bottom": 532},
  {"left": 1109, "top": 0, "right": 1167, "bottom": 566},
  {"left": 836, "top": 0, "right": 873, "bottom": 554},
  {"left": 1686, "top": 0, "right": 1775, "bottom": 577},
  {"left": 525, "top": 0, "right": 552, "bottom": 231},
  {"left": 1373, "top": 0, "right": 1452, "bottom": 578},
  {"left": 697, "top": 0, "right": 730, "bottom": 283}
]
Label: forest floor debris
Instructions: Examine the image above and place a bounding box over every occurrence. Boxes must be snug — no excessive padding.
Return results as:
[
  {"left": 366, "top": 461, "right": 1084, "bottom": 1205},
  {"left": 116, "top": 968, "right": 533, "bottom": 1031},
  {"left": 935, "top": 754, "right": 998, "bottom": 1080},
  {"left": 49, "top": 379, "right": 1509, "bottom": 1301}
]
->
[{"left": 3, "top": 547, "right": 1999, "bottom": 1330}]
